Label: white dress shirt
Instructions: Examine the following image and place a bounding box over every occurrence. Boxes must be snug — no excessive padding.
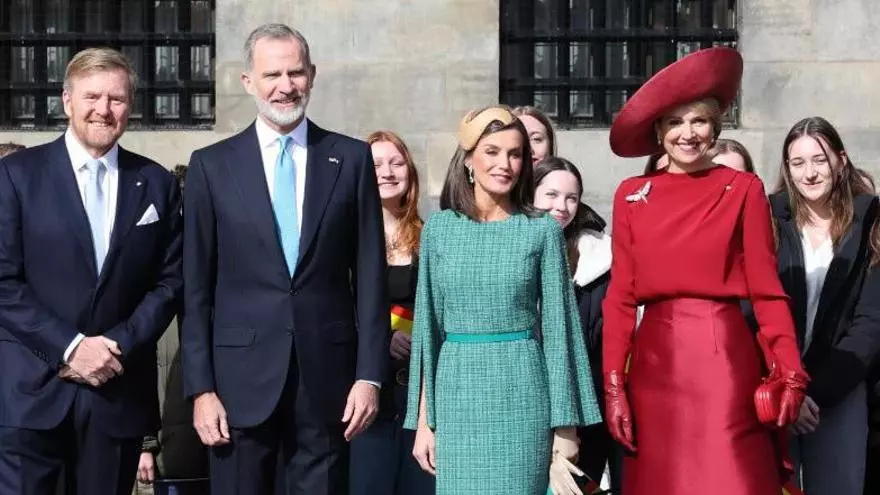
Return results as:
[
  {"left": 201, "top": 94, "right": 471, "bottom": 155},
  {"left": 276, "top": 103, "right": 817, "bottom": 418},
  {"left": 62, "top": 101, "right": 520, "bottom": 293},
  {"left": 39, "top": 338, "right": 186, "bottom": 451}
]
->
[
  {"left": 254, "top": 115, "right": 308, "bottom": 230},
  {"left": 253, "top": 116, "right": 379, "bottom": 389},
  {"left": 801, "top": 231, "right": 834, "bottom": 353},
  {"left": 62, "top": 129, "right": 121, "bottom": 363}
]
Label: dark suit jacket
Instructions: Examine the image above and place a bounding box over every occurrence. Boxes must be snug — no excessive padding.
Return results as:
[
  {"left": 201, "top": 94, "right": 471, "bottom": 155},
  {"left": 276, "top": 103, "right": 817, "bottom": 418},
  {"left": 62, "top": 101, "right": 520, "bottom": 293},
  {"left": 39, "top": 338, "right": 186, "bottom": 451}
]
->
[
  {"left": 768, "top": 191, "right": 880, "bottom": 408},
  {"left": 0, "top": 136, "right": 183, "bottom": 437},
  {"left": 181, "top": 120, "right": 389, "bottom": 427}
]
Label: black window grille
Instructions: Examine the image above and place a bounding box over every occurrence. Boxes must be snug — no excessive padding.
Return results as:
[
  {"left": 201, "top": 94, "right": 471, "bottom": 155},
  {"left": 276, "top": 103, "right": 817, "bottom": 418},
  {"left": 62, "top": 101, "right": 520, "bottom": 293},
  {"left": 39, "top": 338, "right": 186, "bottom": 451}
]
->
[
  {"left": 0, "top": 0, "right": 215, "bottom": 130},
  {"left": 500, "top": 0, "right": 738, "bottom": 128}
]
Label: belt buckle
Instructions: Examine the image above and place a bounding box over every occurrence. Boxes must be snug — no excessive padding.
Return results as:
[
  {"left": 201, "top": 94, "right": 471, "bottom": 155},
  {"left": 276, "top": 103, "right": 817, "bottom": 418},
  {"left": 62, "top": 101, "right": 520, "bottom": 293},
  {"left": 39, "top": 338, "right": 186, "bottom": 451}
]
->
[{"left": 395, "top": 368, "right": 408, "bottom": 387}]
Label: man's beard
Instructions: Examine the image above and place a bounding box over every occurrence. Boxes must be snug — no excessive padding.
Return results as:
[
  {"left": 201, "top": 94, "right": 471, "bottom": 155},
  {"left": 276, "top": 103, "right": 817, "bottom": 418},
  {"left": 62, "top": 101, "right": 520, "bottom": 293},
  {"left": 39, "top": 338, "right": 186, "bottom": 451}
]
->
[{"left": 254, "top": 92, "right": 310, "bottom": 128}]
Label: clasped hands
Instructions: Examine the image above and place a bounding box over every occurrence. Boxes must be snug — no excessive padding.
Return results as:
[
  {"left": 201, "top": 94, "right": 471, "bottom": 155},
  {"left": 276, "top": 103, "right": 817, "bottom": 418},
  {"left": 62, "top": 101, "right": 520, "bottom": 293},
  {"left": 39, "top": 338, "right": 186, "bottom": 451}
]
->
[{"left": 57, "top": 336, "right": 123, "bottom": 387}]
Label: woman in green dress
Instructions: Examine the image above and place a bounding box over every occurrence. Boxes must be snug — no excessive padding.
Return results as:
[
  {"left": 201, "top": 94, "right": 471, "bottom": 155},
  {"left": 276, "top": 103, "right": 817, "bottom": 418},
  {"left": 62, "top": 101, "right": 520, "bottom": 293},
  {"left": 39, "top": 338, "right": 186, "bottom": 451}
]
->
[{"left": 405, "top": 105, "right": 601, "bottom": 495}]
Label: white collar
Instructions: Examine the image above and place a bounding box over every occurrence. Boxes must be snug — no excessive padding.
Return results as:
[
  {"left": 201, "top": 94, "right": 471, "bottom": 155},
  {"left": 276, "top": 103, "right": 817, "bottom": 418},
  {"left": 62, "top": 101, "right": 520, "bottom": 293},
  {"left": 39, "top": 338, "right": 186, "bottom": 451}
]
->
[
  {"left": 64, "top": 128, "right": 119, "bottom": 171},
  {"left": 572, "top": 229, "right": 612, "bottom": 287},
  {"left": 254, "top": 115, "right": 309, "bottom": 150}
]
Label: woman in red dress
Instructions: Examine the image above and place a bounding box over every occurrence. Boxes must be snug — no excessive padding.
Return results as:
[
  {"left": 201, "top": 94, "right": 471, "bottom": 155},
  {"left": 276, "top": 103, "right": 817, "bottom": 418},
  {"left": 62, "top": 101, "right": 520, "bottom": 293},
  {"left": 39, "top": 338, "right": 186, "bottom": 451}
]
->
[{"left": 602, "top": 48, "right": 809, "bottom": 494}]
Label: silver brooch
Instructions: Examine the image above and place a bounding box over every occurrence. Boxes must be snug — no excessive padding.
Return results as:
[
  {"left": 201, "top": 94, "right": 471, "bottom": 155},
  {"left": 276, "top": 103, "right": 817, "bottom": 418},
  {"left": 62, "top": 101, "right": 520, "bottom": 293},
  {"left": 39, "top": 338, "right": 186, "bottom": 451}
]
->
[{"left": 625, "top": 181, "right": 651, "bottom": 203}]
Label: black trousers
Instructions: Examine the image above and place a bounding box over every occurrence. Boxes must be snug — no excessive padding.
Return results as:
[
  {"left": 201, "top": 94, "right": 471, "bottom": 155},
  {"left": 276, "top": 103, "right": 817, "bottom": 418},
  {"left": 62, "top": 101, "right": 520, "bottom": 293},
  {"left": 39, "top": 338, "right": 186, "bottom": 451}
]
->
[
  {"left": 577, "top": 423, "right": 622, "bottom": 493},
  {"left": 210, "top": 358, "right": 349, "bottom": 495},
  {"left": 0, "top": 390, "right": 141, "bottom": 495},
  {"left": 349, "top": 379, "right": 435, "bottom": 495}
]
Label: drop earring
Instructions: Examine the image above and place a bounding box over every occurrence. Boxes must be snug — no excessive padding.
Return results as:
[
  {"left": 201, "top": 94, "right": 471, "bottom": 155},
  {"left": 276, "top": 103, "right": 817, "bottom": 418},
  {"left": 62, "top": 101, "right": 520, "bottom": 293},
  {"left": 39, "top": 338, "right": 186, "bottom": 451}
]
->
[{"left": 467, "top": 165, "right": 475, "bottom": 184}]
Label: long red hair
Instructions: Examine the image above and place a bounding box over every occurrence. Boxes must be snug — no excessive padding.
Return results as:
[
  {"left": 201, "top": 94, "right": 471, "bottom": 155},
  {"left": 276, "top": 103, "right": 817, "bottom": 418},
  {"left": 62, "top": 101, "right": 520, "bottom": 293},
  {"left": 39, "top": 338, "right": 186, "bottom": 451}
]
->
[{"left": 367, "top": 130, "right": 424, "bottom": 259}]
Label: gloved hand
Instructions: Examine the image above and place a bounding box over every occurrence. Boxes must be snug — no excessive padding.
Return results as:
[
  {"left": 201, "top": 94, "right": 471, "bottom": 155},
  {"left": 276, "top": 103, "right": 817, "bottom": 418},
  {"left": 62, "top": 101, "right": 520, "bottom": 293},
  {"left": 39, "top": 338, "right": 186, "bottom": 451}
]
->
[
  {"left": 776, "top": 370, "right": 808, "bottom": 428},
  {"left": 604, "top": 370, "right": 636, "bottom": 452},
  {"left": 548, "top": 452, "right": 584, "bottom": 495}
]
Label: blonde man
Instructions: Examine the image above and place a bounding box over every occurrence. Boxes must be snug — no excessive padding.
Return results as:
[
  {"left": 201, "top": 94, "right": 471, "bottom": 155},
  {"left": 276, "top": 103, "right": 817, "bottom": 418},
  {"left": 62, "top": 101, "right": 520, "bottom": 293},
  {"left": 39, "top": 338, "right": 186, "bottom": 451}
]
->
[{"left": 0, "top": 47, "right": 182, "bottom": 494}]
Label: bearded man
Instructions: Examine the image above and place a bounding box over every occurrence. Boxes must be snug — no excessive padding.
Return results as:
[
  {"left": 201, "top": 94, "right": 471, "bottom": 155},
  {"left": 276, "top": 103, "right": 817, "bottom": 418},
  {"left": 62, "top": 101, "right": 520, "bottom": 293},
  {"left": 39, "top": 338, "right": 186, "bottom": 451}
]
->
[{"left": 180, "top": 23, "right": 389, "bottom": 495}]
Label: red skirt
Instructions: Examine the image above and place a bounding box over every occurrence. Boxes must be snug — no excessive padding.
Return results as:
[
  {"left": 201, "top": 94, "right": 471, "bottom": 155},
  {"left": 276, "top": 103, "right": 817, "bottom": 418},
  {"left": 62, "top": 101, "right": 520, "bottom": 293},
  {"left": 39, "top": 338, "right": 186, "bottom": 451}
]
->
[{"left": 624, "top": 298, "right": 782, "bottom": 495}]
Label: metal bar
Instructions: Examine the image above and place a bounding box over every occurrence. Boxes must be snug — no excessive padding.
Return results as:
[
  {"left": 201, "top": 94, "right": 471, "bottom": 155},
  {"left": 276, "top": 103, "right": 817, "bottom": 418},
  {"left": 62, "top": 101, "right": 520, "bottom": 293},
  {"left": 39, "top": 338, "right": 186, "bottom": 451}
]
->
[
  {"left": 177, "top": 0, "right": 192, "bottom": 125},
  {"left": 0, "top": 32, "right": 214, "bottom": 43},
  {"left": 33, "top": 0, "right": 48, "bottom": 128},
  {"left": 701, "top": 0, "right": 714, "bottom": 48},
  {"left": 501, "top": 77, "right": 647, "bottom": 90},
  {"left": 557, "top": 0, "right": 571, "bottom": 124},
  {"left": 502, "top": 27, "right": 737, "bottom": 43}
]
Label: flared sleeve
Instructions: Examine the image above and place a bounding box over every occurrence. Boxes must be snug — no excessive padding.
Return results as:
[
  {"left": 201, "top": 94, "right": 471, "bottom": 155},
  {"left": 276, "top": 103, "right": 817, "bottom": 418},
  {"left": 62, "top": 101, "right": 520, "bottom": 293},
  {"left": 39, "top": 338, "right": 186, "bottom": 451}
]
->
[
  {"left": 742, "top": 177, "right": 805, "bottom": 375},
  {"left": 602, "top": 180, "right": 639, "bottom": 373},
  {"left": 540, "top": 217, "right": 602, "bottom": 428},
  {"left": 403, "top": 217, "right": 443, "bottom": 430}
]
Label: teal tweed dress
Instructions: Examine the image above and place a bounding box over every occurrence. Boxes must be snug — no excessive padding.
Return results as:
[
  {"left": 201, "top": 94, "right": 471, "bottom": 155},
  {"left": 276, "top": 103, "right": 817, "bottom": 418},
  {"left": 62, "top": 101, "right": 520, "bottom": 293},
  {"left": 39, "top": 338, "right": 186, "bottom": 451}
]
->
[{"left": 404, "top": 210, "right": 601, "bottom": 494}]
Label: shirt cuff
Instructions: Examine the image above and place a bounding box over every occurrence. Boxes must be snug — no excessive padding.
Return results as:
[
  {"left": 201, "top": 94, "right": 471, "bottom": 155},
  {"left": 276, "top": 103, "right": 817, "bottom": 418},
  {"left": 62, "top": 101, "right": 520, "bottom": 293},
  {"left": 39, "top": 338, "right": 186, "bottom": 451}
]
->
[
  {"left": 358, "top": 379, "right": 381, "bottom": 389},
  {"left": 62, "top": 333, "right": 86, "bottom": 364}
]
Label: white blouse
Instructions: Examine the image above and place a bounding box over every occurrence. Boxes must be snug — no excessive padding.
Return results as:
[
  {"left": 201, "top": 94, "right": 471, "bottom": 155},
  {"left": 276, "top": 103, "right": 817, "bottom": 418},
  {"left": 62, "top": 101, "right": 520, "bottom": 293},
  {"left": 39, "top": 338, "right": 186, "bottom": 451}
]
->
[{"left": 801, "top": 231, "right": 834, "bottom": 353}]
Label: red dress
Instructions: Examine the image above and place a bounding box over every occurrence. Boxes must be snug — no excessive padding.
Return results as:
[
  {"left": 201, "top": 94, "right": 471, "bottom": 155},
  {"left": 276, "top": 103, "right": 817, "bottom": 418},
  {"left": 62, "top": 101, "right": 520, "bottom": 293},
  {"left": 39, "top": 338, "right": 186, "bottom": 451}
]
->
[{"left": 602, "top": 166, "right": 805, "bottom": 495}]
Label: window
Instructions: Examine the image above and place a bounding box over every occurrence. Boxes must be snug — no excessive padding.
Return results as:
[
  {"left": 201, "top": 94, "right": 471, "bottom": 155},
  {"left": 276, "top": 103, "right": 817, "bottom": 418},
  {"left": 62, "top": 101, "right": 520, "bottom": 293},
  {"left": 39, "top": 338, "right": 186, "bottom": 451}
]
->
[
  {"left": 500, "top": 0, "right": 738, "bottom": 128},
  {"left": 0, "top": 0, "right": 215, "bottom": 130}
]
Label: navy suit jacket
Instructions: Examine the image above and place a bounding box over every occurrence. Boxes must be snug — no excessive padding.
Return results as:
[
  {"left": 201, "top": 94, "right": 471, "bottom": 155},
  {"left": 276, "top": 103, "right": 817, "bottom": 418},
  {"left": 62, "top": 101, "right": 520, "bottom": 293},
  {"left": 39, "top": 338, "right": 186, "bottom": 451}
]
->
[
  {"left": 0, "top": 136, "right": 183, "bottom": 438},
  {"left": 182, "top": 120, "right": 389, "bottom": 427}
]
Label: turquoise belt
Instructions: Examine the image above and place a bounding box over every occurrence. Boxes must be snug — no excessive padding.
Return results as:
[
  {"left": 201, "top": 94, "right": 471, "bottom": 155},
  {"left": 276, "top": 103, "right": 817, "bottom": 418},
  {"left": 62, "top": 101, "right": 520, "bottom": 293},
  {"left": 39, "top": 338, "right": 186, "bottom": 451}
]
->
[{"left": 444, "top": 330, "right": 532, "bottom": 343}]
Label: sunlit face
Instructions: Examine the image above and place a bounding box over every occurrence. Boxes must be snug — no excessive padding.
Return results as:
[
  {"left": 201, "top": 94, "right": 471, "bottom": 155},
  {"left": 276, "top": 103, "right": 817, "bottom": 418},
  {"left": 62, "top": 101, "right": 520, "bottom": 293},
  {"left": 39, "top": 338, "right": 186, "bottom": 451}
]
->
[
  {"left": 713, "top": 151, "right": 748, "bottom": 172},
  {"left": 372, "top": 140, "right": 410, "bottom": 204},
  {"left": 534, "top": 170, "right": 580, "bottom": 229},
  {"left": 787, "top": 135, "right": 842, "bottom": 205},
  {"left": 657, "top": 102, "right": 716, "bottom": 168},
  {"left": 62, "top": 69, "right": 131, "bottom": 158},
  {"left": 518, "top": 114, "right": 551, "bottom": 165},
  {"left": 241, "top": 37, "right": 315, "bottom": 132},
  {"left": 469, "top": 128, "right": 524, "bottom": 199}
]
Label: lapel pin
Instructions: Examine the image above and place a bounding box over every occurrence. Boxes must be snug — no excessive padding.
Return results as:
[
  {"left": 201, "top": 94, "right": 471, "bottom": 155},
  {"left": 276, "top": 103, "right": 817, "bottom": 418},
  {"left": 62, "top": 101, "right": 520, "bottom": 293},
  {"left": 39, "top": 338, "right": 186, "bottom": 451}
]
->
[
  {"left": 136, "top": 181, "right": 143, "bottom": 187},
  {"left": 328, "top": 157, "right": 340, "bottom": 165}
]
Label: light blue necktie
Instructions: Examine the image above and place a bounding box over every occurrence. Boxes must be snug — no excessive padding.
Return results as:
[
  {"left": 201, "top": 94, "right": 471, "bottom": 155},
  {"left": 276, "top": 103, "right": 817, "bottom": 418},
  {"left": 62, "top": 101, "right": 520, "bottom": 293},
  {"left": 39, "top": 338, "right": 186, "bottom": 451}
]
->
[
  {"left": 273, "top": 136, "right": 299, "bottom": 276},
  {"left": 84, "top": 158, "right": 107, "bottom": 272}
]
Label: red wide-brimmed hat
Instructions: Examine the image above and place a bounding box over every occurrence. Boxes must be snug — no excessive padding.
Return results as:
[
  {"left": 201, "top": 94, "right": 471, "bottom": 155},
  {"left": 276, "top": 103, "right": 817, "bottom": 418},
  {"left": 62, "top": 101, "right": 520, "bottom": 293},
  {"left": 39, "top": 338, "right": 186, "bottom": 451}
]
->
[{"left": 609, "top": 47, "right": 743, "bottom": 158}]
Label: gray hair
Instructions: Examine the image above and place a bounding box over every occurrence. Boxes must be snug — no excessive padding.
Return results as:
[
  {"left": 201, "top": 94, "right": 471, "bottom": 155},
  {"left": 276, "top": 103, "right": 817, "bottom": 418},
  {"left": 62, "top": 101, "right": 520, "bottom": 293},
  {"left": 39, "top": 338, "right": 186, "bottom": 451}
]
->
[{"left": 244, "top": 23, "right": 312, "bottom": 72}]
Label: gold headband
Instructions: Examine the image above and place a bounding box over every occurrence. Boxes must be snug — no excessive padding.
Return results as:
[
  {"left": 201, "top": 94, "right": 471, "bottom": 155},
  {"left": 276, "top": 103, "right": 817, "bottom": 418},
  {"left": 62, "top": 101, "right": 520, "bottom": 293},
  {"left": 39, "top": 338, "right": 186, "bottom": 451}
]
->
[{"left": 458, "top": 107, "right": 517, "bottom": 151}]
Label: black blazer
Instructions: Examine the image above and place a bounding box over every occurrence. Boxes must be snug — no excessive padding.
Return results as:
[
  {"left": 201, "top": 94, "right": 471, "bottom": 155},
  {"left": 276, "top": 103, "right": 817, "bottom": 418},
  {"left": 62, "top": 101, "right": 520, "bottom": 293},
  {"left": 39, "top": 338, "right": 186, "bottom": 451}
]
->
[
  {"left": 0, "top": 136, "right": 183, "bottom": 437},
  {"left": 770, "top": 191, "right": 880, "bottom": 408},
  {"left": 181, "top": 120, "right": 389, "bottom": 427},
  {"left": 572, "top": 208, "right": 611, "bottom": 404}
]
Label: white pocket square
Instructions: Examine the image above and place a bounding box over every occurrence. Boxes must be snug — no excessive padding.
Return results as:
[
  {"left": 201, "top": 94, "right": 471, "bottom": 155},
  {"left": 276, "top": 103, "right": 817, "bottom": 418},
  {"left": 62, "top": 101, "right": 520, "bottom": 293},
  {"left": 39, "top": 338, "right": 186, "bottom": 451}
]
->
[{"left": 136, "top": 204, "right": 160, "bottom": 226}]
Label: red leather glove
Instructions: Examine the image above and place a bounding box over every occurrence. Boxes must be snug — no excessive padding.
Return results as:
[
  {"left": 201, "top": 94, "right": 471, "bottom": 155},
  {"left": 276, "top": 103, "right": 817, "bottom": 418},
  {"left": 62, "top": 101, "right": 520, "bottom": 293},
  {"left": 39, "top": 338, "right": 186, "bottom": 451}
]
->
[
  {"left": 604, "top": 370, "right": 636, "bottom": 452},
  {"left": 776, "top": 370, "right": 808, "bottom": 428}
]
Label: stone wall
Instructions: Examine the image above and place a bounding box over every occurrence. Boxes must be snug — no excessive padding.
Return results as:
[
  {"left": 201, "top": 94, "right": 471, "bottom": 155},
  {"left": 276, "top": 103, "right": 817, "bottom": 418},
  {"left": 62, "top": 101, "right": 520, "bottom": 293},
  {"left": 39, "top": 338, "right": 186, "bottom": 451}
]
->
[{"left": 3, "top": 0, "right": 879, "bottom": 223}]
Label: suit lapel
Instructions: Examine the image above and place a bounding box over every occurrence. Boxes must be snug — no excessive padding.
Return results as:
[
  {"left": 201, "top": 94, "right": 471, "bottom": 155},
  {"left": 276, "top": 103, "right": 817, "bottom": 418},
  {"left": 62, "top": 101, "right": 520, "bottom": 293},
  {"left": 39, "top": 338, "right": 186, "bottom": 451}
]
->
[
  {"left": 297, "top": 121, "right": 342, "bottom": 268},
  {"left": 99, "top": 148, "right": 148, "bottom": 284},
  {"left": 813, "top": 195, "right": 879, "bottom": 325},
  {"left": 47, "top": 136, "right": 99, "bottom": 276},
  {"left": 227, "top": 124, "right": 287, "bottom": 267}
]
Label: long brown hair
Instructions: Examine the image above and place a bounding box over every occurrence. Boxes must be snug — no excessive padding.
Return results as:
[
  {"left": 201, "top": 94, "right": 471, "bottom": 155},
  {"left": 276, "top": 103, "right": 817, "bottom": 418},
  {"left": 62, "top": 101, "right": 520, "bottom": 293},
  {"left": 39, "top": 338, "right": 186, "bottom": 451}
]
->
[
  {"left": 440, "top": 105, "right": 539, "bottom": 220},
  {"left": 512, "top": 105, "right": 556, "bottom": 156},
  {"left": 710, "top": 138, "right": 756, "bottom": 173},
  {"left": 775, "top": 116, "right": 880, "bottom": 264},
  {"left": 367, "top": 130, "right": 424, "bottom": 259}
]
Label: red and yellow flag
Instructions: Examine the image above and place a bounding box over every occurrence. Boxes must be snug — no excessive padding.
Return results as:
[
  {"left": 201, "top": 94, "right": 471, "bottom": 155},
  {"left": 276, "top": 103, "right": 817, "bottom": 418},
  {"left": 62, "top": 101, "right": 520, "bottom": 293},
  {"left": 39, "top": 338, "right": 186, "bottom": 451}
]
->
[
  {"left": 782, "top": 481, "right": 804, "bottom": 495},
  {"left": 583, "top": 479, "right": 602, "bottom": 494},
  {"left": 390, "top": 305, "right": 414, "bottom": 335}
]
